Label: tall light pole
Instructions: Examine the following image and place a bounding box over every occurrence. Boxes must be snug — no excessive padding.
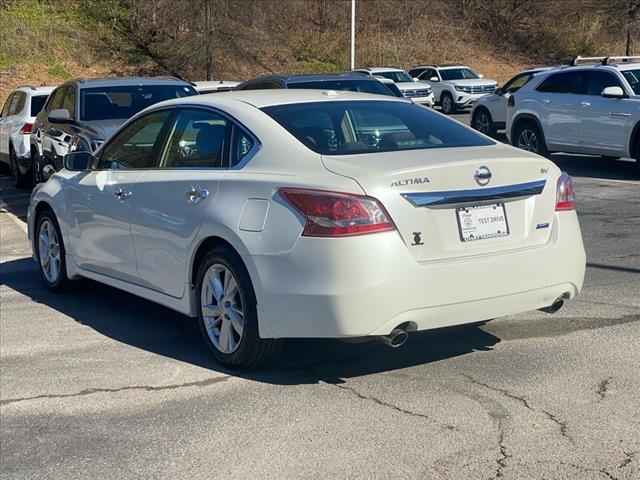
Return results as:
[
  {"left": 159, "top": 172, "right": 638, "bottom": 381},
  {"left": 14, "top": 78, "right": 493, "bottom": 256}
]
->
[{"left": 350, "top": 0, "right": 356, "bottom": 70}]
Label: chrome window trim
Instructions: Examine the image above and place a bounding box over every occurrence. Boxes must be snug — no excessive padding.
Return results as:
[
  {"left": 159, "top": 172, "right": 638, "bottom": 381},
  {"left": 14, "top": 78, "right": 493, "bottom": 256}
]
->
[{"left": 402, "top": 179, "right": 546, "bottom": 209}]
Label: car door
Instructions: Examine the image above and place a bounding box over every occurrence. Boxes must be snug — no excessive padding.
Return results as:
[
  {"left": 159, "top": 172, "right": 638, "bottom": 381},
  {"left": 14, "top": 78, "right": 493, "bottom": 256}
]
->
[
  {"left": 67, "top": 109, "right": 175, "bottom": 283},
  {"left": 581, "top": 70, "right": 632, "bottom": 155},
  {"left": 419, "top": 69, "right": 443, "bottom": 100},
  {"left": 127, "top": 107, "right": 251, "bottom": 298},
  {"left": 535, "top": 71, "right": 586, "bottom": 151}
]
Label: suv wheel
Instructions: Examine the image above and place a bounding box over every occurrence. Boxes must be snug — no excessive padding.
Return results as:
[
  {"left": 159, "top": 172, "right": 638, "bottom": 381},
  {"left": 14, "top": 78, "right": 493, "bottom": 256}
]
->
[
  {"left": 195, "top": 247, "right": 278, "bottom": 368},
  {"left": 441, "top": 92, "right": 456, "bottom": 114},
  {"left": 514, "top": 121, "right": 549, "bottom": 157},
  {"left": 9, "top": 144, "right": 30, "bottom": 189},
  {"left": 472, "top": 108, "right": 496, "bottom": 137}
]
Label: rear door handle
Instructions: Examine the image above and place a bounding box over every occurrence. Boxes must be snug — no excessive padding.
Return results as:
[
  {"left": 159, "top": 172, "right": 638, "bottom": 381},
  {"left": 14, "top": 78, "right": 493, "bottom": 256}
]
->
[
  {"left": 114, "top": 188, "right": 132, "bottom": 201},
  {"left": 186, "top": 185, "right": 209, "bottom": 204},
  {"left": 580, "top": 101, "right": 591, "bottom": 107},
  {"left": 609, "top": 112, "right": 632, "bottom": 117},
  {"left": 542, "top": 99, "right": 551, "bottom": 104}
]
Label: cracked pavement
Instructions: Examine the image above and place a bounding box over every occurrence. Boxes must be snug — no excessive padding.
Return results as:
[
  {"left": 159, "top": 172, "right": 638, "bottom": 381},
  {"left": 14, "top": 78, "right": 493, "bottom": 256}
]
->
[{"left": 1, "top": 151, "right": 639, "bottom": 479}]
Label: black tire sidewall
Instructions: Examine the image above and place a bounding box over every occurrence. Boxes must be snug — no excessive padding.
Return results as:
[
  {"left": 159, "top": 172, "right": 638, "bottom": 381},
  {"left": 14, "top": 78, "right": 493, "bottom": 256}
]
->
[
  {"left": 473, "top": 108, "right": 495, "bottom": 137},
  {"left": 515, "top": 122, "right": 548, "bottom": 157},
  {"left": 441, "top": 93, "right": 455, "bottom": 114},
  {"left": 195, "top": 248, "right": 262, "bottom": 367},
  {"left": 35, "top": 211, "right": 69, "bottom": 291}
]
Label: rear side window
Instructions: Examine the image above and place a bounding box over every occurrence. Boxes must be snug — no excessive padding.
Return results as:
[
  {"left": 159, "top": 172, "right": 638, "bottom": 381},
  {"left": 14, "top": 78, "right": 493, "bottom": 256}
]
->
[
  {"left": 537, "top": 71, "right": 586, "bottom": 94},
  {"left": 585, "top": 71, "right": 623, "bottom": 96},
  {"left": 12, "top": 92, "right": 27, "bottom": 114},
  {"left": 1, "top": 94, "right": 14, "bottom": 117},
  {"left": 30, "top": 95, "right": 48, "bottom": 116},
  {"left": 262, "top": 100, "right": 494, "bottom": 156},
  {"left": 162, "top": 109, "right": 230, "bottom": 168}
]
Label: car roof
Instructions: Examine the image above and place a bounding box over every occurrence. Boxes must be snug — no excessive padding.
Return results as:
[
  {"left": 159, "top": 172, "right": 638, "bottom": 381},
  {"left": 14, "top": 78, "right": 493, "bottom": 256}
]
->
[
  {"left": 65, "top": 76, "right": 194, "bottom": 89},
  {"left": 154, "top": 89, "right": 409, "bottom": 109}
]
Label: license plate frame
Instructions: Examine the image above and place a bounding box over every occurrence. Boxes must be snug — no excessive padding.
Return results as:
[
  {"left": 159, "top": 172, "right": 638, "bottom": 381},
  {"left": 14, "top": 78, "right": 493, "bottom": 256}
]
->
[{"left": 456, "top": 203, "right": 510, "bottom": 242}]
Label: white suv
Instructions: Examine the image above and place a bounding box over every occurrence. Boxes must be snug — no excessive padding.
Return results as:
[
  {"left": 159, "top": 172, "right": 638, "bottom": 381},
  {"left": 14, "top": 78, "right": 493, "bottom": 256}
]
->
[
  {"left": 409, "top": 65, "right": 497, "bottom": 114},
  {"left": 0, "top": 85, "right": 54, "bottom": 187},
  {"left": 506, "top": 56, "right": 640, "bottom": 170},
  {"left": 354, "top": 67, "right": 434, "bottom": 106}
]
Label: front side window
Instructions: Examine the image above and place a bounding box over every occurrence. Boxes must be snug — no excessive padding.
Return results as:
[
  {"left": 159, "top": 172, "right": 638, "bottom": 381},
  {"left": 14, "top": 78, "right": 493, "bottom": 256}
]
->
[
  {"left": 80, "top": 85, "right": 197, "bottom": 121},
  {"left": 162, "top": 109, "right": 229, "bottom": 168},
  {"left": 419, "top": 69, "right": 438, "bottom": 81},
  {"left": 502, "top": 73, "right": 534, "bottom": 94},
  {"left": 98, "top": 110, "right": 173, "bottom": 169},
  {"left": 30, "top": 94, "right": 49, "bottom": 116},
  {"left": 537, "top": 71, "right": 586, "bottom": 94},
  {"left": 375, "top": 71, "right": 413, "bottom": 83},
  {"left": 622, "top": 70, "right": 640, "bottom": 95},
  {"left": 46, "top": 88, "right": 66, "bottom": 112},
  {"left": 439, "top": 68, "right": 479, "bottom": 81},
  {"left": 62, "top": 87, "right": 76, "bottom": 118},
  {"left": 262, "top": 100, "right": 494, "bottom": 156},
  {"left": 586, "top": 71, "right": 623, "bottom": 96},
  {"left": 288, "top": 80, "right": 393, "bottom": 96},
  {"left": 1, "top": 94, "right": 14, "bottom": 117}
]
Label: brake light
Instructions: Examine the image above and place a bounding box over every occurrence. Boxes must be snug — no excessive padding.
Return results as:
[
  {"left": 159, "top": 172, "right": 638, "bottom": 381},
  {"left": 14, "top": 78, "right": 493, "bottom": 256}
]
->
[
  {"left": 20, "top": 123, "right": 33, "bottom": 134},
  {"left": 279, "top": 188, "right": 395, "bottom": 237},
  {"left": 555, "top": 172, "right": 576, "bottom": 211}
]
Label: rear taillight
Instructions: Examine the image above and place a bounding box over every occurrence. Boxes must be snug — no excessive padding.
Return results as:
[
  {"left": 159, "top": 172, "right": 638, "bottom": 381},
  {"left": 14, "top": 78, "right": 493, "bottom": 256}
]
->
[
  {"left": 20, "top": 123, "right": 33, "bottom": 134},
  {"left": 279, "top": 188, "right": 395, "bottom": 237},
  {"left": 555, "top": 172, "right": 576, "bottom": 211}
]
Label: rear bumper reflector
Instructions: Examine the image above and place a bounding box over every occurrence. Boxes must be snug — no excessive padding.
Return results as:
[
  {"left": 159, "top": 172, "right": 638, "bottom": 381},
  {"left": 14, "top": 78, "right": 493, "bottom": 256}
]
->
[{"left": 401, "top": 179, "right": 546, "bottom": 208}]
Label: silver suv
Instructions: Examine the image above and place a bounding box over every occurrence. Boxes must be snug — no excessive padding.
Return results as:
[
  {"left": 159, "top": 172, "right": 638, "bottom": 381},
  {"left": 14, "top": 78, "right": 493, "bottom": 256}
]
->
[{"left": 0, "top": 85, "right": 54, "bottom": 187}]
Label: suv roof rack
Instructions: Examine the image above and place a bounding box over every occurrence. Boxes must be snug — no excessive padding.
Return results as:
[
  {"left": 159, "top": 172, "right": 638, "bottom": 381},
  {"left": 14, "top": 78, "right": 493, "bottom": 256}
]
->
[{"left": 570, "top": 55, "right": 640, "bottom": 66}]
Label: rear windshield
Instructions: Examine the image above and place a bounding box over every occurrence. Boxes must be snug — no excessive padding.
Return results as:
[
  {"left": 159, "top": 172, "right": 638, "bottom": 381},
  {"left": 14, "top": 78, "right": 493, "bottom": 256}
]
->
[
  {"left": 30, "top": 95, "right": 48, "bottom": 116},
  {"left": 262, "top": 100, "right": 494, "bottom": 155},
  {"left": 80, "top": 85, "right": 197, "bottom": 121},
  {"left": 287, "top": 80, "right": 394, "bottom": 96}
]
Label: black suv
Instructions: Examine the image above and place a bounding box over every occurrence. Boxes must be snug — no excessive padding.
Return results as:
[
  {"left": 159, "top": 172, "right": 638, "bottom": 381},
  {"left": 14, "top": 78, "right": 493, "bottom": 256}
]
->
[
  {"left": 235, "top": 73, "right": 402, "bottom": 97},
  {"left": 31, "top": 77, "right": 197, "bottom": 182}
]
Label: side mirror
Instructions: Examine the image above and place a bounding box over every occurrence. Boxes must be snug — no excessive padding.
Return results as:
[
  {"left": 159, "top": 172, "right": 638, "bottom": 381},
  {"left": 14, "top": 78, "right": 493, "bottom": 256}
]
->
[
  {"left": 48, "top": 109, "right": 73, "bottom": 124},
  {"left": 64, "top": 151, "right": 94, "bottom": 171},
  {"left": 413, "top": 77, "right": 419, "bottom": 82},
  {"left": 478, "top": 74, "right": 485, "bottom": 79},
  {"left": 602, "top": 86, "right": 626, "bottom": 99},
  {"left": 495, "top": 87, "right": 503, "bottom": 96},
  {"left": 430, "top": 76, "right": 439, "bottom": 82}
]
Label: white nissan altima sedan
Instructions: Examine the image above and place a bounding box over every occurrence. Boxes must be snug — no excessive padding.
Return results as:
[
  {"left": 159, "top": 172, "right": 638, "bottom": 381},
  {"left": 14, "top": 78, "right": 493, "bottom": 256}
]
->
[{"left": 27, "top": 90, "right": 586, "bottom": 368}]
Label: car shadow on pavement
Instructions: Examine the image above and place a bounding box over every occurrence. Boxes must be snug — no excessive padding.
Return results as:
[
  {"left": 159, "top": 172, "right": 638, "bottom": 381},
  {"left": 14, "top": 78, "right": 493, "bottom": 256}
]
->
[{"left": 1, "top": 257, "right": 500, "bottom": 385}]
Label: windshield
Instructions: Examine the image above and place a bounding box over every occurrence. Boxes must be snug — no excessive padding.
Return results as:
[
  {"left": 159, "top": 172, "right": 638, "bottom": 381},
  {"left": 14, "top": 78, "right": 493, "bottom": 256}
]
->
[
  {"left": 262, "top": 101, "right": 493, "bottom": 156},
  {"left": 375, "top": 71, "right": 413, "bottom": 83},
  {"left": 440, "top": 68, "right": 480, "bottom": 81},
  {"left": 30, "top": 95, "right": 48, "bottom": 116},
  {"left": 287, "top": 80, "right": 394, "bottom": 96},
  {"left": 622, "top": 70, "right": 640, "bottom": 95},
  {"left": 80, "top": 85, "right": 197, "bottom": 121}
]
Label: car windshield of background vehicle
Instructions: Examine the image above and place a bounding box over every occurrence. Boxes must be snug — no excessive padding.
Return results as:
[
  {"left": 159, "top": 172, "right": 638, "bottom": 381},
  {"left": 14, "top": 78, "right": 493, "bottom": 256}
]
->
[
  {"left": 440, "top": 68, "right": 480, "bottom": 81},
  {"left": 375, "top": 71, "right": 413, "bottom": 83},
  {"left": 262, "top": 100, "right": 494, "bottom": 156},
  {"left": 288, "top": 80, "right": 394, "bottom": 96},
  {"left": 622, "top": 70, "right": 640, "bottom": 95},
  {"left": 80, "top": 85, "right": 197, "bottom": 121},
  {"left": 30, "top": 95, "right": 48, "bottom": 116},
  {"left": 502, "top": 73, "right": 533, "bottom": 93}
]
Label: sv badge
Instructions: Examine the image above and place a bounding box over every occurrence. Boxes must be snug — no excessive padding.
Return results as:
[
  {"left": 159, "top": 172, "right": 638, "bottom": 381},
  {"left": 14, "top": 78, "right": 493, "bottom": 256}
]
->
[{"left": 412, "top": 232, "right": 424, "bottom": 246}]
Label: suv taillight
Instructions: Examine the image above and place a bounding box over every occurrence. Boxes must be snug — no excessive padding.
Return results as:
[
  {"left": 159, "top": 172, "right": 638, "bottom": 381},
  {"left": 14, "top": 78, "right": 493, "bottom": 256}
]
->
[
  {"left": 279, "top": 188, "right": 395, "bottom": 237},
  {"left": 20, "top": 123, "right": 33, "bottom": 134},
  {"left": 555, "top": 172, "right": 576, "bottom": 211}
]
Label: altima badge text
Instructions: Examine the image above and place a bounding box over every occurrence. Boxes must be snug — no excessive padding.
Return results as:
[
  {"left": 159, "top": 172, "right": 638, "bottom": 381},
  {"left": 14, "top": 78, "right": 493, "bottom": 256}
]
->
[{"left": 391, "top": 177, "right": 430, "bottom": 188}]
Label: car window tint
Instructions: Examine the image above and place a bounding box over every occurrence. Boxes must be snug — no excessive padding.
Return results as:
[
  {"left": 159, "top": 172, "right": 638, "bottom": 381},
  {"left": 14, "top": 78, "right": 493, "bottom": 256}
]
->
[
  {"left": 622, "top": 69, "right": 640, "bottom": 95},
  {"left": 62, "top": 87, "right": 76, "bottom": 118},
  {"left": 46, "top": 88, "right": 66, "bottom": 112},
  {"left": 12, "top": 92, "right": 27, "bottom": 114},
  {"left": 162, "top": 109, "right": 229, "bottom": 168},
  {"left": 99, "top": 110, "right": 173, "bottom": 169},
  {"left": 262, "top": 100, "right": 494, "bottom": 156},
  {"left": 230, "top": 126, "right": 255, "bottom": 167},
  {"left": 1, "top": 94, "right": 14, "bottom": 117},
  {"left": 30, "top": 95, "right": 48, "bottom": 116},
  {"left": 502, "top": 74, "right": 532, "bottom": 93},
  {"left": 537, "top": 71, "right": 586, "bottom": 94},
  {"left": 586, "top": 71, "right": 622, "bottom": 95}
]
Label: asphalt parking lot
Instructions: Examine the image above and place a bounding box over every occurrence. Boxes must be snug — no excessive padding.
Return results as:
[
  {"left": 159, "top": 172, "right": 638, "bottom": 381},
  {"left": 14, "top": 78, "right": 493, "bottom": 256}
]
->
[{"left": 1, "top": 117, "right": 639, "bottom": 479}]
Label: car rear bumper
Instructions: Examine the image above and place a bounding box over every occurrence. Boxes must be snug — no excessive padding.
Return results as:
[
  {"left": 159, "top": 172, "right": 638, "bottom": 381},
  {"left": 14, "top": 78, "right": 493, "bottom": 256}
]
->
[{"left": 254, "top": 212, "right": 586, "bottom": 338}]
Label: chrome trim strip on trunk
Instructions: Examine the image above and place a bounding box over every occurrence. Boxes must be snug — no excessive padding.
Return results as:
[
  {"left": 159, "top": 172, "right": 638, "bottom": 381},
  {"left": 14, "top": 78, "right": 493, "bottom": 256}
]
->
[{"left": 401, "top": 179, "right": 546, "bottom": 208}]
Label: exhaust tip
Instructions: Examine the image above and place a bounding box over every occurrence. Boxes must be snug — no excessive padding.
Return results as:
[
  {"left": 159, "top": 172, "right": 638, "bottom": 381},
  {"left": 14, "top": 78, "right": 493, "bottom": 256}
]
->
[
  {"left": 539, "top": 293, "right": 570, "bottom": 314},
  {"left": 380, "top": 328, "right": 409, "bottom": 349}
]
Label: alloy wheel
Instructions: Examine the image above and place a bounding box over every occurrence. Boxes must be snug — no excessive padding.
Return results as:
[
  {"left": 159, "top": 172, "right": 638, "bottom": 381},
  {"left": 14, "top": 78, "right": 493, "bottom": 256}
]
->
[
  {"left": 38, "top": 218, "right": 62, "bottom": 283},
  {"left": 475, "top": 111, "right": 491, "bottom": 134},
  {"left": 200, "top": 264, "right": 245, "bottom": 354},
  {"left": 442, "top": 95, "right": 453, "bottom": 114},
  {"left": 517, "top": 128, "right": 539, "bottom": 153}
]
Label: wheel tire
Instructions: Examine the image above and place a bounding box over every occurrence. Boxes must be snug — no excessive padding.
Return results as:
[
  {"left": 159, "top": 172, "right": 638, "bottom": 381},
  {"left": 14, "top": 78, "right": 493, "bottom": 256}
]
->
[
  {"left": 513, "top": 121, "right": 549, "bottom": 158},
  {"left": 31, "top": 146, "right": 41, "bottom": 185},
  {"left": 441, "top": 92, "right": 456, "bottom": 115},
  {"left": 195, "top": 247, "right": 278, "bottom": 368},
  {"left": 10, "top": 145, "right": 31, "bottom": 189},
  {"left": 35, "top": 209, "right": 71, "bottom": 291},
  {"left": 472, "top": 108, "right": 497, "bottom": 137}
]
